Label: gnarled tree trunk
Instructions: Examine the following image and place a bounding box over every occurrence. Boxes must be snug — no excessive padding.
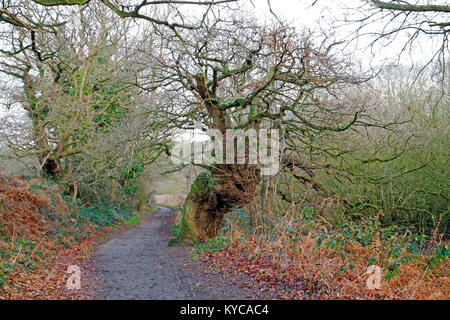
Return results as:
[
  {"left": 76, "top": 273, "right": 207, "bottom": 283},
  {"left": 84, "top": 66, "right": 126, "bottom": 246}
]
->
[
  {"left": 171, "top": 164, "right": 260, "bottom": 244},
  {"left": 169, "top": 75, "right": 262, "bottom": 244}
]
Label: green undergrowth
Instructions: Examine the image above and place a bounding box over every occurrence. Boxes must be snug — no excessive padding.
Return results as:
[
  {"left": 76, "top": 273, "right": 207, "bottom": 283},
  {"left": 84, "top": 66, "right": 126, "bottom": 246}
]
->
[
  {"left": 0, "top": 175, "right": 142, "bottom": 288},
  {"left": 0, "top": 229, "right": 43, "bottom": 287},
  {"left": 169, "top": 172, "right": 214, "bottom": 246},
  {"left": 193, "top": 206, "right": 449, "bottom": 281}
]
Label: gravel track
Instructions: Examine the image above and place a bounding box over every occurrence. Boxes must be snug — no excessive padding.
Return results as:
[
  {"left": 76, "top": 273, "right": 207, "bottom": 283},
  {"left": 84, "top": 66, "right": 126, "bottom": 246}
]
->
[{"left": 93, "top": 207, "right": 255, "bottom": 300}]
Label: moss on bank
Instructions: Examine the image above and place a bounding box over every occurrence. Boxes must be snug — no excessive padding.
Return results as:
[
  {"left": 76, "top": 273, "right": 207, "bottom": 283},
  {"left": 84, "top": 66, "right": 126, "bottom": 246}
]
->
[{"left": 169, "top": 172, "right": 216, "bottom": 246}]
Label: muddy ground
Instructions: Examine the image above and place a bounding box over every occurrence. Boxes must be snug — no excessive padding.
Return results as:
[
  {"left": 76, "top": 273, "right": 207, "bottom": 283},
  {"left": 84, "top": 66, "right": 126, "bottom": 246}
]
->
[{"left": 92, "top": 207, "right": 261, "bottom": 300}]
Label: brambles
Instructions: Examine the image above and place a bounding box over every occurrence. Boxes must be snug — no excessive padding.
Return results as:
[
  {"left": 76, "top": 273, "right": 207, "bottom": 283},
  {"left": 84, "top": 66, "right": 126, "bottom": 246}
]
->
[
  {"left": 0, "top": 173, "right": 136, "bottom": 294},
  {"left": 196, "top": 206, "right": 449, "bottom": 299}
]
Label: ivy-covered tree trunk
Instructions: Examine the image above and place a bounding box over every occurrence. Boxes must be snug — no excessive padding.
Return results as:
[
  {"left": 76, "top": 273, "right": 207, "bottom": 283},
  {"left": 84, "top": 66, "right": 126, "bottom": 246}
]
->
[
  {"left": 137, "top": 174, "right": 148, "bottom": 211},
  {"left": 171, "top": 164, "right": 260, "bottom": 244},
  {"left": 170, "top": 76, "right": 262, "bottom": 244}
]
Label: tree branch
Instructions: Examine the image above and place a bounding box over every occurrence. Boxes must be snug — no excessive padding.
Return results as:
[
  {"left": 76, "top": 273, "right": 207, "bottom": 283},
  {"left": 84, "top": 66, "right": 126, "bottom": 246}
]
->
[{"left": 371, "top": 1, "right": 450, "bottom": 13}]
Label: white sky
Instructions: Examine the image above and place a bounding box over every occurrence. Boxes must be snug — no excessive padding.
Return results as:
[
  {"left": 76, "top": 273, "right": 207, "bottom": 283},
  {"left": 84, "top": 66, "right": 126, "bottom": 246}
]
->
[
  {"left": 240, "top": 0, "right": 447, "bottom": 67},
  {"left": 247, "top": 0, "right": 354, "bottom": 25},
  {"left": 1, "top": 0, "right": 447, "bottom": 122}
]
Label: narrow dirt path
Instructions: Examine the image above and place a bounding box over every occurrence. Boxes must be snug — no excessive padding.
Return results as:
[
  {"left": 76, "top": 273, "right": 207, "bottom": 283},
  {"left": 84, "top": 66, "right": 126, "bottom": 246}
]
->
[{"left": 92, "top": 207, "right": 256, "bottom": 300}]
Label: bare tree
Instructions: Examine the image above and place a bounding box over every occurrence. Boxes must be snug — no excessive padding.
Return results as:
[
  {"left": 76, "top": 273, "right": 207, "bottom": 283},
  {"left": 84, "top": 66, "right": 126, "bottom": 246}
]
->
[
  {"left": 1, "top": 0, "right": 239, "bottom": 31},
  {"left": 343, "top": 1, "right": 449, "bottom": 74},
  {"left": 137, "top": 10, "right": 377, "bottom": 242},
  {"left": 0, "top": 5, "right": 141, "bottom": 181}
]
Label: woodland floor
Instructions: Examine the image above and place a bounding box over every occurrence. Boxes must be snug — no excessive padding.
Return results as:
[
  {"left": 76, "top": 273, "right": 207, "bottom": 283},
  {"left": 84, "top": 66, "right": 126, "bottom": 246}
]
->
[{"left": 91, "top": 207, "right": 263, "bottom": 300}]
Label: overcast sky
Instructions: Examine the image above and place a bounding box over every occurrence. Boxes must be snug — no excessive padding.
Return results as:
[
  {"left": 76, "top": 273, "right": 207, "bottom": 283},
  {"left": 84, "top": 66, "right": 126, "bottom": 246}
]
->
[
  {"left": 247, "top": 0, "right": 358, "bottom": 26},
  {"left": 1, "top": 0, "right": 447, "bottom": 121},
  {"left": 240, "top": 0, "right": 446, "bottom": 67}
]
